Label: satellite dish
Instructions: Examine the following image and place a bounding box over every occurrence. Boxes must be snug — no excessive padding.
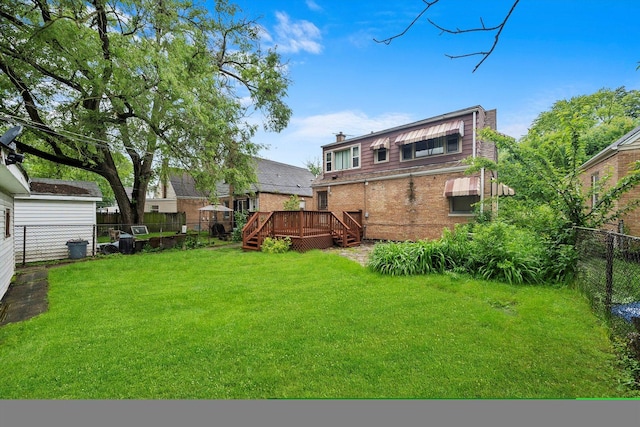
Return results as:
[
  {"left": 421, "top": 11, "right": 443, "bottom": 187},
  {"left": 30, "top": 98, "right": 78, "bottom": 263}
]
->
[{"left": 0, "top": 125, "right": 23, "bottom": 148}]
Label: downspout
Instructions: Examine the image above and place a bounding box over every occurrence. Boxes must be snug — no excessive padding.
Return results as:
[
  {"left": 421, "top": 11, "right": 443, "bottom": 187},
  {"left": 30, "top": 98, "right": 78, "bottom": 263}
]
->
[{"left": 472, "top": 110, "right": 485, "bottom": 214}]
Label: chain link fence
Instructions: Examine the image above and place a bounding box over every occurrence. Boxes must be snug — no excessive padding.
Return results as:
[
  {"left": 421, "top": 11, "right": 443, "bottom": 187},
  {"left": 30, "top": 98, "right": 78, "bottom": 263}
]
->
[
  {"left": 15, "top": 221, "right": 238, "bottom": 265},
  {"left": 574, "top": 226, "right": 640, "bottom": 336},
  {"left": 14, "top": 224, "right": 97, "bottom": 265}
]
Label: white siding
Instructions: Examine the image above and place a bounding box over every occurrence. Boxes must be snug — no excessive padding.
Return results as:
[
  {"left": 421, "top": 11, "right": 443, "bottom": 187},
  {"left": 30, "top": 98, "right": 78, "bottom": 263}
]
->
[
  {"left": 14, "top": 198, "right": 97, "bottom": 263},
  {"left": 0, "top": 191, "right": 14, "bottom": 299}
]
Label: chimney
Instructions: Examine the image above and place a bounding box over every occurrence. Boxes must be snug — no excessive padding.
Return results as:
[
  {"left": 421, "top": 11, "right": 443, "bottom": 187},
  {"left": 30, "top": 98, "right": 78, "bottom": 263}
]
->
[{"left": 336, "top": 132, "right": 346, "bottom": 143}]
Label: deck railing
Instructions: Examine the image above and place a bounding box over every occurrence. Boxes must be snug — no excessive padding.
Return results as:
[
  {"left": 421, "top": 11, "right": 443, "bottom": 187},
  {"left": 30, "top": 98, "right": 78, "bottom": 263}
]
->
[{"left": 242, "top": 210, "right": 361, "bottom": 250}]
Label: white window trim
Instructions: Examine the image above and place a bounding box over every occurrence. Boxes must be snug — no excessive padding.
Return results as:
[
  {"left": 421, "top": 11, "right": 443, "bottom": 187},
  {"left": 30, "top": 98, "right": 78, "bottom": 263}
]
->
[
  {"left": 325, "top": 144, "right": 361, "bottom": 172},
  {"left": 373, "top": 147, "right": 389, "bottom": 164}
]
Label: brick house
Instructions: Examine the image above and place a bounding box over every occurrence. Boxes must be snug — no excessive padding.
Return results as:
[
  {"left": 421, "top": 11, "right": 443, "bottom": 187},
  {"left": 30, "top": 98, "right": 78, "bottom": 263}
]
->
[
  {"left": 580, "top": 124, "right": 640, "bottom": 236},
  {"left": 311, "top": 105, "right": 500, "bottom": 241},
  {"left": 154, "top": 158, "right": 315, "bottom": 230}
]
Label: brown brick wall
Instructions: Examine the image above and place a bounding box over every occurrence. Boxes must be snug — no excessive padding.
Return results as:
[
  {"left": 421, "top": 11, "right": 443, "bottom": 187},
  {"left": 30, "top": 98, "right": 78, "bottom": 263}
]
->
[
  {"left": 177, "top": 198, "right": 209, "bottom": 229},
  {"left": 617, "top": 151, "right": 640, "bottom": 236},
  {"left": 319, "top": 170, "right": 489, "bottom": 241},
  {"left": 581, "top": 150, "right": 640, "bottom": 236},
  {"left": 256, "top": 193, "right": 313, "bottom": 212}
]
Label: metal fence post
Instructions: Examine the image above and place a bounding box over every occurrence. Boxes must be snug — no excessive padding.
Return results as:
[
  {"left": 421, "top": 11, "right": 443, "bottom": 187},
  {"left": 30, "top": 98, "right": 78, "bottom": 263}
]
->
[
  {"left": 22, "top": 225, "right": 26, "bottom": 266},
  {"left": 604, "top": 232, "right": 614, "bottom": 314}
]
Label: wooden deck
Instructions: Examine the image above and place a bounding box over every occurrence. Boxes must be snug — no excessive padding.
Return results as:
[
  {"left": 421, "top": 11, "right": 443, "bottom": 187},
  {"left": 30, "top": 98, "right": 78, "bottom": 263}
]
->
[{"left": 242, "top": 210, "right": 362, "bottom": 252}]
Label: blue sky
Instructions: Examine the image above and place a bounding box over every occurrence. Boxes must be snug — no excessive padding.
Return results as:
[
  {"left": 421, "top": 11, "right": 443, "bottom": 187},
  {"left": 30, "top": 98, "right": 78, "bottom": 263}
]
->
[{"left": 224, "top": 0, "right": 640, "bottom": 168}]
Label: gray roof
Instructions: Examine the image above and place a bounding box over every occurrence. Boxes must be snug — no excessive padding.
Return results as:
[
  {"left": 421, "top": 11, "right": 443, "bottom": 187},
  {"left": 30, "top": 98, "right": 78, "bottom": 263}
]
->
[
  {"left": 169, "top": 173, "right": 210, "bottom": 198},
  {"left": 170, "top": 158, "right": 315, "bottom": 199},
  {"left": 248, "top": 158, "right": 314, "bottom": 197},
  {"left": 29, "top": 178, "right": 102, "bottom": 198},
  {"left": 322, "top": 105, "right": 486, "bottom": 149}
]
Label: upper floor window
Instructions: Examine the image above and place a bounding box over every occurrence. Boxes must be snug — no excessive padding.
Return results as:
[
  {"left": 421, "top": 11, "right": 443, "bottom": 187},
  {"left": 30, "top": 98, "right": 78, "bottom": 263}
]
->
[
  {"left": 325, "top": 145, "right": 360, "bottom": 172},
  {"left": 374, "top": 147, "right": 388, "bottom": 164},
  {"left": 401, "top": 135, "right": 460, "bottom": 161}
]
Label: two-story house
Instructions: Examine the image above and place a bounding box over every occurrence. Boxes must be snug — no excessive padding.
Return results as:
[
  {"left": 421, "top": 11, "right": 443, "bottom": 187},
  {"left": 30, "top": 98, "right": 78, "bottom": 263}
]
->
[{"left": 311, "top": 105, "right": 500, "bottom": 241}]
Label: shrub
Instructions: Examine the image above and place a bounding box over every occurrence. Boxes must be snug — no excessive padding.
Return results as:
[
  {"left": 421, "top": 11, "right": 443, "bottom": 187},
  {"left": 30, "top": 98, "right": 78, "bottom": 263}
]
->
[
  {"left": 261, "top": 236, "right": 292, "bottom": 253},
  {"left": 368, "top": 221, "right": 574, "bottom": 285},
  {"left": 231, "top": 210, "right": 248, "bottom": 242},
  {"left": 467, "top": 221, "right": 545, "bottom": 285}
]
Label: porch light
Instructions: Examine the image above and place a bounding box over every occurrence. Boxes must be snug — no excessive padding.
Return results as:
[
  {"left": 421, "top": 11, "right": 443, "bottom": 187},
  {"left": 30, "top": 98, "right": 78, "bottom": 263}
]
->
[{"left": 299, "top": 198, "right": 306, "bottom": 210}]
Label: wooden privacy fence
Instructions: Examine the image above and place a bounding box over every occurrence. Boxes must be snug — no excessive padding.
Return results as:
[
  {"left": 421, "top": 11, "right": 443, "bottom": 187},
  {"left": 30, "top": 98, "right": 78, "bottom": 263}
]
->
[{"left": 97, "top": 212, "right": 186, "bottom": 233}]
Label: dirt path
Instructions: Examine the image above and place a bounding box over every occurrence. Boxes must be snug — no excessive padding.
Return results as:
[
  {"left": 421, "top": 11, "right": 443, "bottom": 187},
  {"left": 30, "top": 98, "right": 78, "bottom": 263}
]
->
[{"left": 322, "top": 241, "right": 376, "bottom": 267}]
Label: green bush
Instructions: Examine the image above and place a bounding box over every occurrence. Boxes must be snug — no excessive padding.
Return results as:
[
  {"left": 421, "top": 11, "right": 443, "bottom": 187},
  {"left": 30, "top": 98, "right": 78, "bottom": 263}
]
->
[
  {"left": 231, "top": 210, "right": 248, "bottom": 242},
  {"left": 368, "top": 221, "right": 575, "bottom": 285},
  {"left": 261, "top": 236, "right": 292, "bottom": 253},
  {"left": 467, "top": 221, "right": 545, "bottom": 285}
]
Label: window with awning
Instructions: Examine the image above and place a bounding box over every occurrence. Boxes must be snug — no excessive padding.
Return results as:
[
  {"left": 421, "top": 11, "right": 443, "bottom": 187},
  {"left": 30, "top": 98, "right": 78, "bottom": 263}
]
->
[
  {"left": 395, "top": 120, "right": 464, "bottom": 145},
  {"left": 369, "top": 137, "right": 389, "bottom": 150},
  {"left": 443, "top": 176, "right": 480, "bottom": 197}
]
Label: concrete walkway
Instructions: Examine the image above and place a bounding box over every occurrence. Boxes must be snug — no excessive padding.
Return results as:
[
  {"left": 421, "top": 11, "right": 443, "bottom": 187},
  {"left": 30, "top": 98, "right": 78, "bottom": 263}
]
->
[{"left": 0, "top": 266, "right": 49, "bottom": 326}]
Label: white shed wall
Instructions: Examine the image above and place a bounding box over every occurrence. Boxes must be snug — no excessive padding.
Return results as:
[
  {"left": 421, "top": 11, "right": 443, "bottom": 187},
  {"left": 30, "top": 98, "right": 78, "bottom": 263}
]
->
[{"left": 14, "top": 198, "right": 97, "bottom": 263}]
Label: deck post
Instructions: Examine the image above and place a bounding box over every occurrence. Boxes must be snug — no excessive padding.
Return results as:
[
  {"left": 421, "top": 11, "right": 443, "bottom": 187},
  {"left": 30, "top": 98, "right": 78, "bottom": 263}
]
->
[{"left": 299, "top": 209, "right": 304, "bottom": 238}]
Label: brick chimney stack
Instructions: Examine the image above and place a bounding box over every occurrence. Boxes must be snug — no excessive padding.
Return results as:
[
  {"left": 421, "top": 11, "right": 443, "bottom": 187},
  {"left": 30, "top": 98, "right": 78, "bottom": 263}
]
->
[{"left": 336, "top": 132, "right": 346, "bottom": 143}]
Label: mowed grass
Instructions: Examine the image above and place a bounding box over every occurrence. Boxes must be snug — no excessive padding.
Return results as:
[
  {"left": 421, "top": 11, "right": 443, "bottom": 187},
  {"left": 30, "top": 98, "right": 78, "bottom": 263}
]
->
[{"left": 0, "top": 248, "right": 627, "bottom": 399}]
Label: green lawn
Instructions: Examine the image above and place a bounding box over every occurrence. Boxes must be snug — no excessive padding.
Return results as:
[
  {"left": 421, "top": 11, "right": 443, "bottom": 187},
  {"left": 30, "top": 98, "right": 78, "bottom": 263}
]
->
[{"left": 0, "top": 248, "right": 629, "bottom": 399}]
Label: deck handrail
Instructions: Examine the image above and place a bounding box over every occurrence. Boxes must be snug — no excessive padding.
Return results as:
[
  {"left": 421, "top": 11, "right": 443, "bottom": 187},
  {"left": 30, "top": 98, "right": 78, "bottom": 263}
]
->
[
  {"left": 242, "top": 210, "right": 362, "bottom": 250},
  {"left": 342, "top": 211, "right": 362, "bottom": 244}
]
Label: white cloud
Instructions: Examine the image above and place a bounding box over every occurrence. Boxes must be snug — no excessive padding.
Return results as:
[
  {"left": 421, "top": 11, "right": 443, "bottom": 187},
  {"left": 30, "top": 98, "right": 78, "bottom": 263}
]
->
[
  {"left": 306, "top": 0, "right": 323, "bottom": 12},
  {"left": 272, "top": 12, "right": 322, "bottom": 54},
  {"left": 256, "top": 110, "right": 414, "bottom": 166}
]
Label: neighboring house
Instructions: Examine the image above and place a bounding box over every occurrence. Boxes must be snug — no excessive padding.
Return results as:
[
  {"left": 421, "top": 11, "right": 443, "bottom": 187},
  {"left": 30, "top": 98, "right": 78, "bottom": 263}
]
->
[
  {"left": 580, "top": 124, "right": 640, "bottom": 236},
  {"left": 153, "top": 158, "right": 315, "bottom": 230},
  {"left": 14, "top": 178, "right": 102, "bottom": 263},
  {"left": 0, "top": 138, "right": 30, "bottom": 301},
  {"left": 312, "top": 105, "right": 501, "bottom": 241}
]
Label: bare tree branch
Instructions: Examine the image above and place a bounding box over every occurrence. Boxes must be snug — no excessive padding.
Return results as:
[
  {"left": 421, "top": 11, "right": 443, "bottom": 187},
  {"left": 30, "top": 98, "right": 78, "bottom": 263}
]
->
[
  {"left": 373, "top": 1, "right": 441, "bottom": 45},
  {"left": 374, "top": 0, "right": 520, "bottom": 73}
]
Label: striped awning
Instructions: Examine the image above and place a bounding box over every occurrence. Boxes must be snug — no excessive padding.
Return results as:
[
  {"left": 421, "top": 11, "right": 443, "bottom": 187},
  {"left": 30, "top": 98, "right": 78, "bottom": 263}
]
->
[
  {"left": 492, "top": 182, "right": 515, "bottom": 196},
  {"left": 370, "top": 137, "right": 389, "bottom": 150},
  {"left": 396, "top": 120, "right": 464, "bottom": 145},
  {"left": 443, "top": 176, "right": 480, "bottom": 197}
]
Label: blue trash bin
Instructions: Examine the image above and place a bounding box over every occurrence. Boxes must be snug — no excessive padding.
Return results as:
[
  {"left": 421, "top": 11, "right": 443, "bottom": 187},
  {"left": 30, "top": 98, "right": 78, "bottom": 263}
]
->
[{"left": 66, "top": 239, "right": 88, "bottom": 259}]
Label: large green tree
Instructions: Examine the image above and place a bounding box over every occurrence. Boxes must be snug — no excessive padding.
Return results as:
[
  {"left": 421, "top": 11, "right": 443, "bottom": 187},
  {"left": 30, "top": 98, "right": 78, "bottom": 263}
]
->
[
  {"left": 471, "top": 89, "right": 640, "bottom": 239},
  {"left": 0, "top": 0, "right": 291, "bottom": 225}
]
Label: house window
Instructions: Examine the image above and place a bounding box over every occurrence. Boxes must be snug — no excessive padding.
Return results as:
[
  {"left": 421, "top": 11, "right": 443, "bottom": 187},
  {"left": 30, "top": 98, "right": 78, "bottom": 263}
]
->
[
  {"left": 450, "top": 196, "right": 479, "bottom": 215},
  {"left": 317, "top": 191, "right": 328, "bottom": 210},
  {"left": 402, "top": 135, "right": 460, "bottom": 161},
  {"left": 249, "top": 197, "right": 259, "bottom": 212},
  {"left": 325, "top": 145, "right": 361, "bottom": 172},
  {"left": 150, "top": 205, "right": 159, "bottom": 213},
  {"left": 591, "top": 173, "right": 599, "bottom": 207},
  {"left": 5, "top": 208, "right": 10, "bottom": 238},
  {"left": 374, "top": 147, "right": 388, "bottom": 163}
]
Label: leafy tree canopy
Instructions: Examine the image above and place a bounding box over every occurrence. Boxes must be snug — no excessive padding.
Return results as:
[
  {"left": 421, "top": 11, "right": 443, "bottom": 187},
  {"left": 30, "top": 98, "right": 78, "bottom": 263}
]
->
[
  {"left": 0, "top": 0, "right": 291, "bottom": 225},
  {"left": 467, "top": 88, "right": 640, "bottom": 241}
]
